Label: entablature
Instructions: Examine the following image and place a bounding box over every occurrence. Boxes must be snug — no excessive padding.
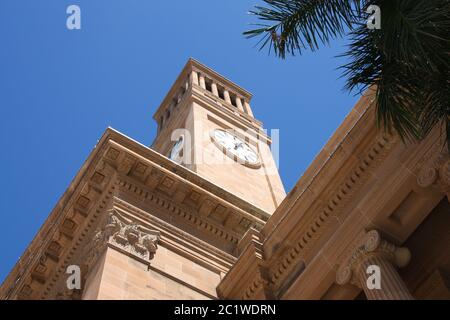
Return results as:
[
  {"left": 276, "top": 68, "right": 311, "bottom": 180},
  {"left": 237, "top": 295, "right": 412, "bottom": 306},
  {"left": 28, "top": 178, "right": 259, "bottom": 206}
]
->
[{"left": 0, "top": 127, "right": 267, "bottom": 300}]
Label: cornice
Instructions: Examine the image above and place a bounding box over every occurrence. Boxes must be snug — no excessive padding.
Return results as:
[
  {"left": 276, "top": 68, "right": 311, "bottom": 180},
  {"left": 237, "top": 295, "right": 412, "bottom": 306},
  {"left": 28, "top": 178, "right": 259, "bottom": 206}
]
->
[
  {"left": 191, "top": 87, "right": 265, "bottom": 133},
  {"left": 105, "top": 139, "right": 268, "bottom": 228},
  {"left": 0, "top": 132, "right": 116, "bottom": 299},
  {"left": 262, "top": 90, "right": 377, "bottom": 237},
  {"left": 105, "top": 130, "right": 270, "bottom": 221},
  {"left": 153, "top": 85, "right": 268, "bottom": 146},
  {"left": 116, "top": 176, "right": 242, "bottom": 248},
  {"left": 153, "top": 58, "right": 253, "bottom": 121},
  {"left": 189, "top": 58, "right": 253, "bottom": 99},
  {"left": 3, "top": 169, "right": 118, "bottom": 300},
  {"left": 265, "top": 133, "right": 397, "bottom": 291},
  {"left": 1, "top": 126, "right": 263, "bottom": 300}
]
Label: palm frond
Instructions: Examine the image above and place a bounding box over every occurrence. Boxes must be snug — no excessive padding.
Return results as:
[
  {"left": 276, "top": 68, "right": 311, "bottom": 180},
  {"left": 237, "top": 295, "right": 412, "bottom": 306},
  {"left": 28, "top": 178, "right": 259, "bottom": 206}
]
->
[
  {"left": 341, "top": 0, "right": 450, "bottom": 143},
  {"left": 244, "top": 0, "right": 365, "bottom": 58},
  {"left": 245, "top": 0, "right": 450, "bottom": 147}
]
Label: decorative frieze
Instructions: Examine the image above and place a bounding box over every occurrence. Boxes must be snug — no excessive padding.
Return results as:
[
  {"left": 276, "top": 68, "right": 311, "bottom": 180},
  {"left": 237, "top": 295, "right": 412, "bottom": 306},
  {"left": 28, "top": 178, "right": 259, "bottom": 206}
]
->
[
  {"left": 116, "top": 176, "right": 250, "bottom": 246},
  {"left": 85, "top": 210, "right": 160, "bottom": 270}
]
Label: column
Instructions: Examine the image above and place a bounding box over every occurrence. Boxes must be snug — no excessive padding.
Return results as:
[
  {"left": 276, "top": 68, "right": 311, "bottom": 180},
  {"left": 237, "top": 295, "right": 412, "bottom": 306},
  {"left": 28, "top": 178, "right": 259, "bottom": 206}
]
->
[
  {"left": 223, "top": 90, "right": 231, "bottom": 104},
  {"left": 244, "top": 101, "right": 254, "bottom": 117},
  {"left": 336, "top": 230, "right": 413, "bottom": 300},
  {"left": 190, "top": 70, "right": 199, "bottom": 86},
  {"left": 236, "top": 97, "right": 245, "bottom": 113},
  {"left": 199, "top": 74, "right": 206, "bottom": 89},
  {"left": 211, "top": 82, "right": 219, "bottom": 96}
]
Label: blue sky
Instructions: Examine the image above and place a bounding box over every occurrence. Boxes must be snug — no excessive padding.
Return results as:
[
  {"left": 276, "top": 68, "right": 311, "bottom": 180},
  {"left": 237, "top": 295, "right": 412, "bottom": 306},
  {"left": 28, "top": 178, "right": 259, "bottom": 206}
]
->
[{"left": 0, "top": 1, "right": 359, "bottom": 282}]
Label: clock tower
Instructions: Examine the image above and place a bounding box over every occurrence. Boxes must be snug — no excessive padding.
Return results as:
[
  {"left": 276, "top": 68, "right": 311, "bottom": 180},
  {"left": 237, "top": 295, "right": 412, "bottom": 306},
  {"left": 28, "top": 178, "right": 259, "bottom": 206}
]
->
[
  {"left": 152, "top": 59, "right": 286, "bottom": 213},
  {"left": 0, "top": 58, "right": 286, "bottom": 301}
]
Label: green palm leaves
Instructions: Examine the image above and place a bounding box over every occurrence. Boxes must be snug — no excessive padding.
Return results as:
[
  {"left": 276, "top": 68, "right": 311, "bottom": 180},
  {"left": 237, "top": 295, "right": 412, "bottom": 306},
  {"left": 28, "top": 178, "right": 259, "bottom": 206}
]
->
[{"left": 245, "top": 0, "right": 450, "bottom": 149}]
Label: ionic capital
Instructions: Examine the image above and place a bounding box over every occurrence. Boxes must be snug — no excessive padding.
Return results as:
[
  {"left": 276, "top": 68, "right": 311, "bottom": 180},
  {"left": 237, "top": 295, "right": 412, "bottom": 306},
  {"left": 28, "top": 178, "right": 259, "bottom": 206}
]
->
[
  {"left": 336, "top": 230, "right": 410, "bottom": 287},
  {"left": 417, "top": 155, "right": 450, "bottom": 194}
]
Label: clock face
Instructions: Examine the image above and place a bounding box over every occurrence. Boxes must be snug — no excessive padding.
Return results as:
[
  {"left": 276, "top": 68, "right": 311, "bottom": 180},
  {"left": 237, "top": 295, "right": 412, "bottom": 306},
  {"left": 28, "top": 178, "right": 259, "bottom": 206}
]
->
[
  {"left": 212, "top": 129, "right": 260, "bottom": 168},
  {"left": 169, "top": 136, "right": 184, "bottom": 163}
]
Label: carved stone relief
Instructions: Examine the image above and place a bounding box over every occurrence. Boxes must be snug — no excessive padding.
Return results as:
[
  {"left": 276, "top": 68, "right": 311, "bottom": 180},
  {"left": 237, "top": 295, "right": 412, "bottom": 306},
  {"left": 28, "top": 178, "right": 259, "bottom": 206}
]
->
[{"left": 84, "top": 210, "right": 160, "bottom": 271}]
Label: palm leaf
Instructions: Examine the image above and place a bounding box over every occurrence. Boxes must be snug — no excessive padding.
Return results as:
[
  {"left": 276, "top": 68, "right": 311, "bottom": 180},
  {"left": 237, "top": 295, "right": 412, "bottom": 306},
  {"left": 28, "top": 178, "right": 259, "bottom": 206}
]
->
[{"left": 245, "top": 0, "right": 450, "bottom": 148}]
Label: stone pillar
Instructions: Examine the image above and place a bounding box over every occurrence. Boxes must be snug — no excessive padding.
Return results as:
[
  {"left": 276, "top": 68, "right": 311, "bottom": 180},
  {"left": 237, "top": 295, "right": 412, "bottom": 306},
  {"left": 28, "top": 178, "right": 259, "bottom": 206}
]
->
[
  {"left": 336, "top": 230, "right": 413, "bottom": 300},
  {"left": 190, "top": 70, "right": 199, "bottom": 86},
  {"left": 244, "top": 101, "right": 254, "bottom": 117},
  {"left": 223, "top": 90, "right": 231, "bottom": 104},
  {"left": 236, "top": 97, "right": 245, "bottom": 112},
  {"left": 211, "top": 82, "right": 219, "bottom": 96},
  {"left": 199, "top": 74, "right": 206, "bottom": 89}
]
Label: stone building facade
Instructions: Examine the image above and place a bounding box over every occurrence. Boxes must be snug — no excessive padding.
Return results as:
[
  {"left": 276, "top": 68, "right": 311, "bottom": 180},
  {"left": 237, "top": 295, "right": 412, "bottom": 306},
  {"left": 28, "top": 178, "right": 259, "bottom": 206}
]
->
[{"left": 1, "top": 59, "right": 449, "bottom": 300}]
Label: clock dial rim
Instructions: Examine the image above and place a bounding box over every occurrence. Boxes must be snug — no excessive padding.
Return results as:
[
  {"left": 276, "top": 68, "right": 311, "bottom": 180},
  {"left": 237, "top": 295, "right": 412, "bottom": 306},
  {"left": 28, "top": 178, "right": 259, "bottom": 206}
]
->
[{"left": 210, "top": 129, "right": 261, "bottom": 169}]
